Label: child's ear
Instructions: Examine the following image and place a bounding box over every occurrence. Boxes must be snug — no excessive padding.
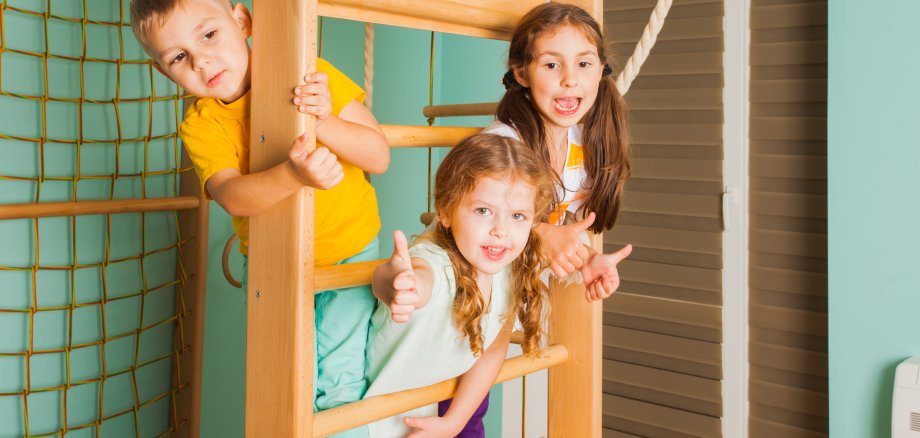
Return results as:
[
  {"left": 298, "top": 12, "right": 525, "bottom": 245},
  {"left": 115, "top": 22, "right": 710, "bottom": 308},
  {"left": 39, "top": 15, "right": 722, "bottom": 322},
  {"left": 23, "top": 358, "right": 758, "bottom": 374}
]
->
[
  {"left": 151, "top": 61, "right": 168, "bottom": 78},
  {"left": 438, "top": 213, "right": 451, "bottom": 229},
  {"left": 513, "top": 67, "right": 529, "bottom": 88},
  {"left": 231, "top": 3, "right": 253, "bottom": 38}
]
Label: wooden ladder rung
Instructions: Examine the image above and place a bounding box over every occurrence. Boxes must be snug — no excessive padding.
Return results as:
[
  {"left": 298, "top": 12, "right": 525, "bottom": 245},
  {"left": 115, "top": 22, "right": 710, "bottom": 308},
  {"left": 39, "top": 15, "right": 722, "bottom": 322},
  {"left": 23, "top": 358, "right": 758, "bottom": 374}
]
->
[
  {"left": 422, "top": 102, "right": 498, "bottom": 119},
  {"left": 381, "top": 125, "right": 482, "bottom": 148},
  {"left": 312, "top": 344, "right": 569, "bottom": 437},
  {"left": 314, "top": 259, "right": 386, "bottom": 293},
  {"left": 0, "top": 196, "right": 201, "bottom": 220}
]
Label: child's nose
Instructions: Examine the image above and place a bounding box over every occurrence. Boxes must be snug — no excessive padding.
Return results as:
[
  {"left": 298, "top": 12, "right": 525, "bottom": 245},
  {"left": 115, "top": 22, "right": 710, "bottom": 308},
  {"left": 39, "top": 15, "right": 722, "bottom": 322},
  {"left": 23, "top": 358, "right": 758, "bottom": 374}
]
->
[
  {"left": 192, "top": 55, "right": 210, "bottom": 72},
  {"left": 561, "top": 67, "right": 578, "bottom": 87},
  {"left": 490, "top": 218, "right": 509, "bottom": 238}
]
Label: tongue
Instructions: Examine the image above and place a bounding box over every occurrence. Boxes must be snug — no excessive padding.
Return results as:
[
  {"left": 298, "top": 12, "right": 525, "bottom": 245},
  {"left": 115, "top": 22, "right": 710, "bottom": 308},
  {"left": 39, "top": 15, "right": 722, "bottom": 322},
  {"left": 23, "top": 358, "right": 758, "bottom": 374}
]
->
[{"left": 556, "top": 97, "right": 578, "bottom": 109}]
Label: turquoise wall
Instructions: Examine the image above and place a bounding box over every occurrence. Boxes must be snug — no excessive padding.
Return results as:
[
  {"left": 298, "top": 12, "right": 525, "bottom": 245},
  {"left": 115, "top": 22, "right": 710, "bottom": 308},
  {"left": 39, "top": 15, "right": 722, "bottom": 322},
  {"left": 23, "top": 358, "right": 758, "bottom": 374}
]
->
[
  {"left": 0, "top": 1, "right": 182, "bottom": 436},
  {"left": 828, "top": 1, "right": 920, "bottom": 436}
]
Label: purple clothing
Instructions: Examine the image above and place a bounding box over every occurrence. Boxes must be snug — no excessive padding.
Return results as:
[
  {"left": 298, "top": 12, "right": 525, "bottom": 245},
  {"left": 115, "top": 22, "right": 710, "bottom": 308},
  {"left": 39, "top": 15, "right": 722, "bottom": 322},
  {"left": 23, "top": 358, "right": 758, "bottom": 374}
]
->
[{"left": 438, "top": 395, "right": 489, "bottom": 437}]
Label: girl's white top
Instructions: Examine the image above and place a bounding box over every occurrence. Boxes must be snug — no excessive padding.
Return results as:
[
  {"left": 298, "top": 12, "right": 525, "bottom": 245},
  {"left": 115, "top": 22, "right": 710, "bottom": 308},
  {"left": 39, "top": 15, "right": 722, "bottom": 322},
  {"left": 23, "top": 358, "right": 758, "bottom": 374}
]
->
[
  {"left": 364, "top": 241, "right": 513, "bottom": 438},
  {"left": 483, "top": 120, "right": 589, "bottom": 225}
]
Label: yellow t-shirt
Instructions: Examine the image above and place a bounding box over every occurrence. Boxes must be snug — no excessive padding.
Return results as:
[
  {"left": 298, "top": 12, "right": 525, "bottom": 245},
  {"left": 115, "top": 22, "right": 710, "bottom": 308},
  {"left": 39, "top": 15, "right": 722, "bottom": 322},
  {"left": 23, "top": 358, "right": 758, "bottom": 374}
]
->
[{"left": 179, "top": 58, "right": 381, "bottom": 266}]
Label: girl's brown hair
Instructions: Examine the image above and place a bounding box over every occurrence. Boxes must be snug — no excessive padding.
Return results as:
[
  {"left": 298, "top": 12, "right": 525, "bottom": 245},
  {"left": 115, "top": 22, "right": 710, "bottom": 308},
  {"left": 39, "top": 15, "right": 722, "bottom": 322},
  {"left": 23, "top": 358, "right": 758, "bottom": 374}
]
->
[
  {"left": 422, "top": 134, "right": 554, "bottom": 355},
  {"left": 497, "top": 2, "right": 630, "bottom": 234}
]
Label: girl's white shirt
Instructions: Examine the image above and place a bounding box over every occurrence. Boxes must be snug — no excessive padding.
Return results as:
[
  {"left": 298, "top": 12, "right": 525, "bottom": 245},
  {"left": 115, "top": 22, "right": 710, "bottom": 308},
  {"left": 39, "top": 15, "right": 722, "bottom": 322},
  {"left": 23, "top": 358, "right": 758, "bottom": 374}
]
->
[
  {"left": 364, "top": 241, "right": 513, "bottom": 438},
  {"left": 482, "top": 120, "right": 589, "bottom": 226}
]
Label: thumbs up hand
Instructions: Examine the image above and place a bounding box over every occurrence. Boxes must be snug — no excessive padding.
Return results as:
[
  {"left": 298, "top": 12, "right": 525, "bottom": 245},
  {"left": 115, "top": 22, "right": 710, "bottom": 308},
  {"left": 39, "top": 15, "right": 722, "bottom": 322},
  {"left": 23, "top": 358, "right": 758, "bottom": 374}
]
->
[
  {"left": 580, "top": 244, "right": 632, "bottom": 302},
  {"left": 381, "top": 230, "right": 420, "bottom": 323},
  {"left": 536, "top": 212, "right": 596, "bottom": 278}
]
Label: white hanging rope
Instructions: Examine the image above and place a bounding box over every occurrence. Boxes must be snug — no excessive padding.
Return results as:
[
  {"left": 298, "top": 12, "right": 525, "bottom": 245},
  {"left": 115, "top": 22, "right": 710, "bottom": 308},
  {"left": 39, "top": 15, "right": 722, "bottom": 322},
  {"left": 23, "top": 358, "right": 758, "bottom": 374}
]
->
[
  {"left": 364, "top": 22, "right": 375, "bottom": 111},
  {"left": 615, "top": 0, "right": 673, "bottom": 95}
]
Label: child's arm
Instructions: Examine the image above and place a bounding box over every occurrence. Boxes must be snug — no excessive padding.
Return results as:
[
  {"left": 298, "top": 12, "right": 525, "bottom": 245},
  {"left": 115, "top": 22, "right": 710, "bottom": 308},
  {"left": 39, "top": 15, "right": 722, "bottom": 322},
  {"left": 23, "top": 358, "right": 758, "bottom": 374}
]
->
[
  {"left": 580, "top": 244, "right": 632, "bottom": 302},
  {"left": 205, "top": 134, "right": 343, "bottom": 217},
  {"left": 294, "top": 72, "right": 390, "bottom": 174},
  {"left": 372, "top": 230, "right": 434, "bottom": 322},
  {"left": 535, "top": 211, "right": 597, "bottom": 277},
  {"left": 205, "top": 136, "right": 344, "bottom": 217},
  {"left": 403, "top": 317, "right": 514, "bottom": 437}
]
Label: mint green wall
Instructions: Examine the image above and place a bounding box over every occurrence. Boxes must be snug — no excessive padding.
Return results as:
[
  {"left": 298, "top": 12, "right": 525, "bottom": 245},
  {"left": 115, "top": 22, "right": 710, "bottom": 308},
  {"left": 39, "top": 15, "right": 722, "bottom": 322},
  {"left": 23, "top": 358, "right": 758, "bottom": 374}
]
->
[
  {"left": 828, "top": 1, "right": 920, "bottom": 436},
  {"left": 1, "top": 2, "right": 182, "bottom": 436}
]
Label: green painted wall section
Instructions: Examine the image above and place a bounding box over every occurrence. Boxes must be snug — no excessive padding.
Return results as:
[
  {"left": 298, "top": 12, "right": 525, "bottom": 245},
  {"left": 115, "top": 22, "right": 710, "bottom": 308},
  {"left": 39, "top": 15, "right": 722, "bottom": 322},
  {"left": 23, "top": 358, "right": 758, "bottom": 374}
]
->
[
  {"left": 0, "top": 1, "right": 183, "bottom": 436},
  {"left": 828, "top": 1, "right": 920, "bottom": 436}
]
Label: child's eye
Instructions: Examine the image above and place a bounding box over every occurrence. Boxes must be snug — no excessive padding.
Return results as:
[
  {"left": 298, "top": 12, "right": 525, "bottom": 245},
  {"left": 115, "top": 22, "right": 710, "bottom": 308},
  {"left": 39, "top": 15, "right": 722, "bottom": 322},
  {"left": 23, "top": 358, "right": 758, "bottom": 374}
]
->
[
  {"left": 475, "top": 207, "right": 490, "bottom": 215},
  {"left": 512, "top": 213, "right": 528, "bottom": 221},
  {"left": 579, "top": 61, "right": 592, "bottom": 68},
  {"left": 545, "top": 62, "right": 559, "bottom": 70},
  {"left": 170, "top": 52, "right": 186, "bottom": 65},
  {"left": 204, "top": 30, "right": 217, "bottom": 41}
]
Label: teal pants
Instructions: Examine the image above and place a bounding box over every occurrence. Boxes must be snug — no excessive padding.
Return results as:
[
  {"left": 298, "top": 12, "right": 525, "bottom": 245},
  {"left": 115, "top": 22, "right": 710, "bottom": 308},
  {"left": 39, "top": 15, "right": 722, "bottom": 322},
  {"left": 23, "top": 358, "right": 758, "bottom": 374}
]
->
[
  {"left": 314, "top": 238, "right": 378, "bottom": 438},
  {"left": 243, "top": 238, "right": 378, "bottom": 438}
]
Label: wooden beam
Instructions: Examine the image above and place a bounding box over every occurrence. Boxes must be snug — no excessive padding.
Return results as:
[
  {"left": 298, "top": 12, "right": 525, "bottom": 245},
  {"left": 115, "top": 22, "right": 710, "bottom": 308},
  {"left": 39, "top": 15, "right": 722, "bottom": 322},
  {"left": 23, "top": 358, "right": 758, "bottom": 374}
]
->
[
  {"left": 313, "top": 344, "right": 569, "bottom": 437},
  {"left": 246, "top": 0, "right": 316, "bottom": 436},
  {"left": 547, "top": 233, "right": 605, "bottom": 438},
  {"left": 381, "top": 125, "right": 482, "bottom": 148},
  {"left": 314, "top": 259, "right": 385, "bottom": 293},
  {"left": 0, "top": 196, "right": 199, "bottom": 220},
  {"left": 174, "top": 147, "right": 209, "bottom": 438},
  {"left": 318, "top": 0, "right": 545, "bottom": 40},
  {"left": 422, "top": 102, "right": 498, "bottom": 119}
]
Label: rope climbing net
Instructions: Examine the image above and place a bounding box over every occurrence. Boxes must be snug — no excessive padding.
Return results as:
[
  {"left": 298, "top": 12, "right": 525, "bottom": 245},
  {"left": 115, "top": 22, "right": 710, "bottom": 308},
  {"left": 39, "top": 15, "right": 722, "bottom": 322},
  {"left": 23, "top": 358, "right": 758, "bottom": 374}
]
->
[{"left": 0, "top": 2, "right": 197, "bottom": 436}]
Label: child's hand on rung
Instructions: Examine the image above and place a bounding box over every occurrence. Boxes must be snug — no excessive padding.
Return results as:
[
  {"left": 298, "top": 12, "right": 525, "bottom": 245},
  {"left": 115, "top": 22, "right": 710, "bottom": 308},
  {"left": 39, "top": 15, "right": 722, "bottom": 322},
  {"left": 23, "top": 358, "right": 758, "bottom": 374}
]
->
[
  {"left": 580, "top": 244, "right": 632, "bottom": 302},
  {"left": 386, "top": 230, "right": 419, "bottom": 323},
  {"left": 293, "top": 72, "right": 332, "bottom": 127},
  {"left": 404, "top": 415, "right": 461, "bottom": 438},
  {"left": 287, "top": 134, "right": 343, "bottom": 190}
]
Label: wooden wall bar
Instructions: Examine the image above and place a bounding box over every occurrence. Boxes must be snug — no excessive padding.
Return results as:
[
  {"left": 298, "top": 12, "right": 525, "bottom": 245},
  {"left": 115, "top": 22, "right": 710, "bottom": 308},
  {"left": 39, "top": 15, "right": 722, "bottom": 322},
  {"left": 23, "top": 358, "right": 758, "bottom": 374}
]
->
[
  {"left": 245, "top": 0, "right": 316, "bottom": 436},
  {"left": 318, "top": 0, "right": 545, "bottom": 40}
]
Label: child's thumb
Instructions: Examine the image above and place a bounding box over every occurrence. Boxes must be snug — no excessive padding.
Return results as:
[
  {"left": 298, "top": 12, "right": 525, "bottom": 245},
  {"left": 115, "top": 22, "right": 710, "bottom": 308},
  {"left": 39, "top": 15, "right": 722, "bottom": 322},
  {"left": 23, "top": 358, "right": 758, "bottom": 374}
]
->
[
  {"left": 393, "top": 230, "right": 411, "bottom": 265},
  {"left": 403, "top": 416, "right": 427, "bottom": 429},
  {"left": 289, "top": 133, "right": 308, "bottom": 159},
  {"left": 611, "top": 243, "right": 633, "bottom": 264},
  {"left": 575, "top": 212, "right": 596, "bottom": 231}
]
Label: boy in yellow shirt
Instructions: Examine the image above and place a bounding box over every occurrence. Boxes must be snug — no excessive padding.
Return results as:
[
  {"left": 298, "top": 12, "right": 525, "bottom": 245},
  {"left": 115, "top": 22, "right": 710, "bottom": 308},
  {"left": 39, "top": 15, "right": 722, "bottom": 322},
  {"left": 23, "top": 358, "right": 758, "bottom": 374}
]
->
[{"left": 130, "top": 1, "right": 388, "bottom": 435}]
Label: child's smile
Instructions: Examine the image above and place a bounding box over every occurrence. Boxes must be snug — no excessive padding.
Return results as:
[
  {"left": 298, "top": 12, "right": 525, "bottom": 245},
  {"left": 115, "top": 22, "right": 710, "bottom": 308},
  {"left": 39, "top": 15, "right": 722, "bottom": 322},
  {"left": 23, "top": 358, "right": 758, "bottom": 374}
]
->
[{"left": 440, "top": 174, "right": 537, "bottom": 288}]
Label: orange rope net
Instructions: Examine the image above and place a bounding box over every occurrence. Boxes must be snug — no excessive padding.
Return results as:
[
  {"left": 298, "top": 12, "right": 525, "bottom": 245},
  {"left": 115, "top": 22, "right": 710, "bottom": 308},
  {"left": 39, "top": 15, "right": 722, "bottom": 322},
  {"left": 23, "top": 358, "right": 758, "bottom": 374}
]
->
[{"left": 1, "top": 2, "right": 196, "bottom": 436}]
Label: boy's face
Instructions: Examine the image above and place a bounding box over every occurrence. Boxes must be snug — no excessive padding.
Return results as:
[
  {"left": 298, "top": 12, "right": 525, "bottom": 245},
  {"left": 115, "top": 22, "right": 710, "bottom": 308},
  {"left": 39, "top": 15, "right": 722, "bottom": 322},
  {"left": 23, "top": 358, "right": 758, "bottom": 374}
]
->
[{"left": 144, "top": 0, "right": 252, "bottom": 103}]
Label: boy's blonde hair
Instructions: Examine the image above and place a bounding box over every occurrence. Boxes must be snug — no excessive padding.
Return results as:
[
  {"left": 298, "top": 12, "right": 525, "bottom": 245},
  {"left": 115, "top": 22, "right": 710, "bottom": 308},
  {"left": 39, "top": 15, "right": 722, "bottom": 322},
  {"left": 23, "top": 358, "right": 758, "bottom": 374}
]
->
[{"left": 130, "top": 0, "right": 232, "bottom": 46}]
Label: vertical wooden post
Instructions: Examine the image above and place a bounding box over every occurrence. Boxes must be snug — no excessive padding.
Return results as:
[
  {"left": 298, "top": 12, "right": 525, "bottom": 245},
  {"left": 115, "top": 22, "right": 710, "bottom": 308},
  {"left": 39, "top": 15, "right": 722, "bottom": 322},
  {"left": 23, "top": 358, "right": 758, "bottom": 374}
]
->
[
  {"left": 546, "top": 238, "right": 604, "bottom": 438},
  {"left": 245, "top": 0, "right": 318, "bottom": 436},
  {"left": 175, "top": 147, "right": 209, "bottom": 438},
  {"left": 546, "top": 2, "right": 604, "bottom": 436}
]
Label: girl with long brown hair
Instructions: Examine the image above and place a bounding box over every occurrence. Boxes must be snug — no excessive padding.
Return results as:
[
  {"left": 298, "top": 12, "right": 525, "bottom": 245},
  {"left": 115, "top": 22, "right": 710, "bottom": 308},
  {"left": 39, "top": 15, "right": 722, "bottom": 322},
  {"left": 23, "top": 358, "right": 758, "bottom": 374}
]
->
[
  {"left": 487, "top": 2, "right": 633, "bottom": 293},
  {"left": 363, "top": 134, "right": 554, "bottom": 437}
]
